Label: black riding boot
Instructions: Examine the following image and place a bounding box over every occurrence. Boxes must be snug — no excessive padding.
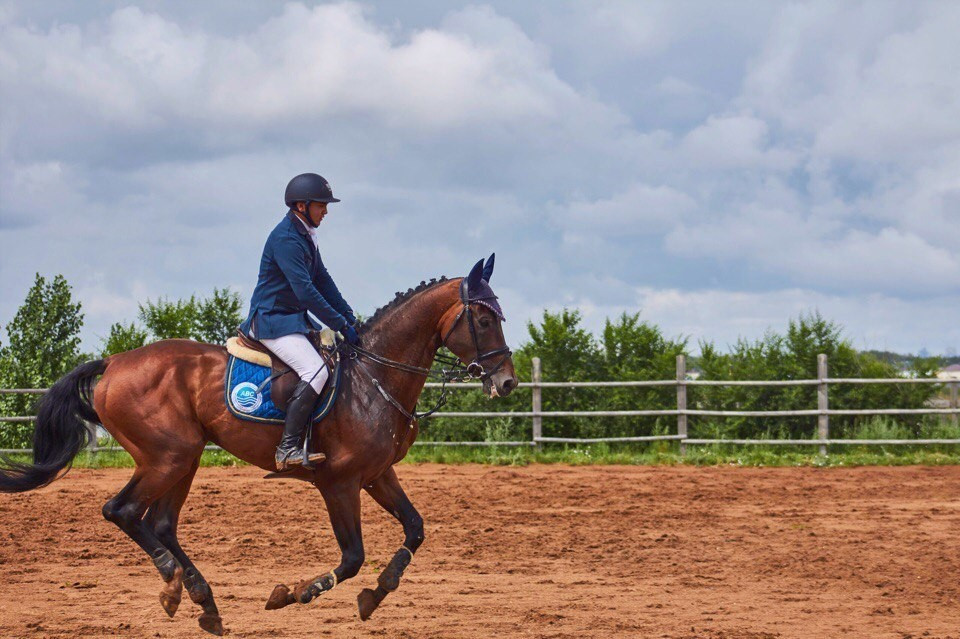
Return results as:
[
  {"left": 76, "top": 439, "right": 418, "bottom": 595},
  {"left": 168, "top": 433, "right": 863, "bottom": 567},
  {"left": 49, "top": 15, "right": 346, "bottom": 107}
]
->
[{"left": 275, "top": 380, "right": 320, "bottom": 471}]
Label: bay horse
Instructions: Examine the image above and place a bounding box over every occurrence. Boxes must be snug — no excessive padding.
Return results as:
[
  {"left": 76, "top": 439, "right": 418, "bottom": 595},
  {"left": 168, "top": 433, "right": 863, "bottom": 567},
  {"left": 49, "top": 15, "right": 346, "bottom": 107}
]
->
[{"left": 0, "top": 256, "right": 517, "bottom": 636}]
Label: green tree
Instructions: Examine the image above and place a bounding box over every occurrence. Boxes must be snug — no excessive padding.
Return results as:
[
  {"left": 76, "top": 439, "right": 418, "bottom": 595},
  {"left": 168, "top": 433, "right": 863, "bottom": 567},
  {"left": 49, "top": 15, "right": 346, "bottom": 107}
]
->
[
  {"left": 100, "top": 321, "right": 148, "bottom": 357},
  {"left": 0, "top": 337, "right": 12, "bottom": 442},
  {"left": 601, "top": 312, "right": 687, "bottom": 379},
  {"left": 516, "top": 309, "right": 603, "bottom": 438},
  {"left": 518, "top": 309, "right": 601, "bottom": 381},
  {"left": 0, "top": 274, "right": 86, "bottom": 448},
  {"left": 598, "top": 312, "right": 688, "bottom": 438},
  {"left": 195, "top": 287, "right": 243, "bottom": 344},
  {"left": 134, "top": 289, "right": 242, "bottom": 344},
  {"left": 419, "top": 309, "right": 690, "bottom": 442},
  {"left": 695, "top": 311, "right": 940, "bottom": 440},
  {"left": 138, "top": 296, "right": 197, "bottom": 339}
]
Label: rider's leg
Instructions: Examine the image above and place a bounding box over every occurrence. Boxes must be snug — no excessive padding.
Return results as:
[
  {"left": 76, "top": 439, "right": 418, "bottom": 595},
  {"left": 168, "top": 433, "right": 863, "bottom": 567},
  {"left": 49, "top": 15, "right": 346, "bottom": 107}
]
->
[
  {"left": 276, "top": 380, "right": 319, "bottom": 468},
  {"left": 259, "top": 333, "right": 329, "bottom": 470}
]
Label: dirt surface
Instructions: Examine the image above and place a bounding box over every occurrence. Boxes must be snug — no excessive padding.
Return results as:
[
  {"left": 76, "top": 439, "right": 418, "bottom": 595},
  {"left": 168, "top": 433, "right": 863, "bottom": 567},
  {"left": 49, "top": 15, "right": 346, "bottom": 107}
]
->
[{"left": 1, "top": 464, "right": 959, "bottom": 639}]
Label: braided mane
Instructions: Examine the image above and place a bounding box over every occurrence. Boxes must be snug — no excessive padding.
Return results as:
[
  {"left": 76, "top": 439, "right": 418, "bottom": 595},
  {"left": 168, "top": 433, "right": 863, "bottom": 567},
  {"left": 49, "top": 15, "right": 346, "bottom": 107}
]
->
[{"left": 358, "top": 276, "right": 450, "bottom": 334}]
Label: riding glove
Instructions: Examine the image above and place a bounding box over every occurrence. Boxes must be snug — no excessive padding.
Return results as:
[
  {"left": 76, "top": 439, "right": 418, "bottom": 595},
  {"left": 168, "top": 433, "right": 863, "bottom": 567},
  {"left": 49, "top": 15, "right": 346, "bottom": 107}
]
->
[{"left": 342, "top": 324, "right": 361, "bottom": 346}]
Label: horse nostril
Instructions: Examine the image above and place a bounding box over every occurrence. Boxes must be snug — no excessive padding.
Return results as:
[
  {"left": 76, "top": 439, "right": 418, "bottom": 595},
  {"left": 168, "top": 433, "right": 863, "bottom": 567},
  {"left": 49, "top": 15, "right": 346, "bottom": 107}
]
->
[{"left": 502, "top": 378, "right": 516, "bottom": 392}]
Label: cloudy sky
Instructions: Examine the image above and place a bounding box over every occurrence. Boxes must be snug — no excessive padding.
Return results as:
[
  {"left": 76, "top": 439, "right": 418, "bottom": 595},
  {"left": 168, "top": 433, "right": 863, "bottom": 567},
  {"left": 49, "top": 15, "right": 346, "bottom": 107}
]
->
[{"left": 1, "top": 1, "right": 958, "bottom": 355}]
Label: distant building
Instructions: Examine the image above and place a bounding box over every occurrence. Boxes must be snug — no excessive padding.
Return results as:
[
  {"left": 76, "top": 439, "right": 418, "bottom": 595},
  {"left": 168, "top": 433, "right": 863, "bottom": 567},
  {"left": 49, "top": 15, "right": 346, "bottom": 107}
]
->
[{"left": 938, "top": 364, "right": 960, "bottom": 381}]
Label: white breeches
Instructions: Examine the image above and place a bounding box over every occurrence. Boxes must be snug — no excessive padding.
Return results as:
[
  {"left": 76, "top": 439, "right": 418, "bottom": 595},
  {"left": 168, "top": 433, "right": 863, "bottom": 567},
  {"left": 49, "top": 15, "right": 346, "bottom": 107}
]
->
[{"left": 258, "top": 333, "right": 330, "bottom": 394}]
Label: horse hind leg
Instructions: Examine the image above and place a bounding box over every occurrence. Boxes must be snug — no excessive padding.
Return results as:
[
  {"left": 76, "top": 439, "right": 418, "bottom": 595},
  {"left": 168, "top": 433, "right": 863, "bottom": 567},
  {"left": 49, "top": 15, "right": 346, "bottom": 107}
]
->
[
  {"left": 143, "top": 459, "right": 222, "bottom": 636},
  {"left": 102, "top": 464, "right": 223, "bottom": 636},
  {"left": 142, "top": 474, "right": 191, "bottom": 618},
  {"left": 357, "top": 467, "right": 424, "bottom": 620}
]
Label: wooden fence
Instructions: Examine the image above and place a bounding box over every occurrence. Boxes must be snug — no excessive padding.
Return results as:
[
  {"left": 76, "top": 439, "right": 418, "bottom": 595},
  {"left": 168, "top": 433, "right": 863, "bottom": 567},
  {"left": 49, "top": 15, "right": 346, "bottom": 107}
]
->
[{"left": 2, "top": 355, "right": 959, "bottom": 455}]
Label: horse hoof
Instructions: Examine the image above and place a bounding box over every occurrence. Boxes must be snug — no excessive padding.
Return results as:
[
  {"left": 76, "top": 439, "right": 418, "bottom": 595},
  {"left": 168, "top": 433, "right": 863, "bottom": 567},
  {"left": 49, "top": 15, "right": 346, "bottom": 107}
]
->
[
  {"left": 265, "top": 584, "right": 294, "bottom": 610},
  {"left": 159, "top": 590, "right": 182, "bottom": 618},
  {"left": 198, "top": 613, "right": 223, "bottom": 636},
  {"left": 159, "top": 567, "right": 183, "bottom": 617},
  {"left": 357, "top": 588, "right": 380, "bottom": 621}
]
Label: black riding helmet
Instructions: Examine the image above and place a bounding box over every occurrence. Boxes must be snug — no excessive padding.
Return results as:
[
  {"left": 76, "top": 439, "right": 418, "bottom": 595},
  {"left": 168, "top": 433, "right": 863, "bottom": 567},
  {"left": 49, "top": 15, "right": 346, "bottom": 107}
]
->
[{"left": 284, "top": 173, "right": 340, "bottom": 208}]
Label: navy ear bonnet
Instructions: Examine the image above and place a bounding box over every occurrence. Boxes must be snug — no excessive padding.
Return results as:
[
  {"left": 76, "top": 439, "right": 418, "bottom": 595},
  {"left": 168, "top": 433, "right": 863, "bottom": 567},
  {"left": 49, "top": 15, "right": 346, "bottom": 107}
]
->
[
  {"left": 469, "top": 280, "right": 505, "bottom": 322},
  {"left": 462, "top": 253, "right": 505, "bottom": 321}
]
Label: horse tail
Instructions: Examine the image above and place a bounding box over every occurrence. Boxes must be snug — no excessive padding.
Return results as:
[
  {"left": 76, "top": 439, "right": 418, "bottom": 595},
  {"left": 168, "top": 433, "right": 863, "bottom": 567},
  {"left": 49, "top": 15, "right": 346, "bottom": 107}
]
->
[{"left": 0, "top": 359, "right": 106, "bottom": 493}]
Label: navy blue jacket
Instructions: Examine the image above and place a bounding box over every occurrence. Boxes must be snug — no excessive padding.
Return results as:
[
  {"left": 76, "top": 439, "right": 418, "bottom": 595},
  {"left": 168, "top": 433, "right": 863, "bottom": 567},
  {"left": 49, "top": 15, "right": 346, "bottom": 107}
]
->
[{"left": 239, "top": 210, "right": 353, "bottom": 339}]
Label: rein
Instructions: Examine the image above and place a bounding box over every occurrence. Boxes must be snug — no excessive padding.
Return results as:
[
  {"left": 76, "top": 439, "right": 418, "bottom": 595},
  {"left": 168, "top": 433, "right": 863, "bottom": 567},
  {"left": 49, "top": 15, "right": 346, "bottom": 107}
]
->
[
  {"left": 342, "top": 343, "right": 466, "bottom": 424},
  {"left": 342, "top": 279, "right": 512, "bottom": 424}
]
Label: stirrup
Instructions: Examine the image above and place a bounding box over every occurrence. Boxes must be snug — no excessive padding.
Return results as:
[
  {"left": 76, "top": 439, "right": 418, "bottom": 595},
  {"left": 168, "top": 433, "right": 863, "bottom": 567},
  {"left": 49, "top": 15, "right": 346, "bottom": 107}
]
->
[
  {"left": 300, "top": 452, "right": 326, "bottom": 470},
  {"left": 299, "top": 408, "right": 327, "bottom": 470},
  {"left": 300, "top": 422, "right": 326, "bottom": 470}
]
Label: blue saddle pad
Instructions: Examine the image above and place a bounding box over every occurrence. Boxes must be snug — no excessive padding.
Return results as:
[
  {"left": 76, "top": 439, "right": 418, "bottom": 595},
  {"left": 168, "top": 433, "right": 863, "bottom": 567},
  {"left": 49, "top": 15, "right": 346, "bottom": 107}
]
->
[{"left": 224, "top": 352, "right": 341, "bottom": 424}]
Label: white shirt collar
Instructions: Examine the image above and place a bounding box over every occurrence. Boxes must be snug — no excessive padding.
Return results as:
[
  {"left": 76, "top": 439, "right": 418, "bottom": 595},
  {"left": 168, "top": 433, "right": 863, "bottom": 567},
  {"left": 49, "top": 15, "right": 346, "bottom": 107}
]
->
[{"left": 294, "top": 213, "right": 320, "bottom": 249}]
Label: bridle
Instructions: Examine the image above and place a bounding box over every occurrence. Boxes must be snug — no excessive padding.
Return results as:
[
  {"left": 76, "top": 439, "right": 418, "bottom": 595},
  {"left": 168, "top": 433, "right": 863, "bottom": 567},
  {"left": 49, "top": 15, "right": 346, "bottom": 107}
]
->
[{"left": 341, "top": 279, "right": 511, "bottom": 424}]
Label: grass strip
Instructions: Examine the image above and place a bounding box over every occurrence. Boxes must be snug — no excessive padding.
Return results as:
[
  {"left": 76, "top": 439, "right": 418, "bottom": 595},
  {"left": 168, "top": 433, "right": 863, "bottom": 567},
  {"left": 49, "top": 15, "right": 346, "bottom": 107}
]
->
[{"left": 5, "top": 442, "right": 960, "bottom": 469}]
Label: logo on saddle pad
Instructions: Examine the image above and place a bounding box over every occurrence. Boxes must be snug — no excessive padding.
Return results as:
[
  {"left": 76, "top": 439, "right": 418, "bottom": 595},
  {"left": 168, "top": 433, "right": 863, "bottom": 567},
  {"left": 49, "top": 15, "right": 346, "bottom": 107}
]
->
[{"left": 231, "top": 382, "right": 263, "bottom": 413}]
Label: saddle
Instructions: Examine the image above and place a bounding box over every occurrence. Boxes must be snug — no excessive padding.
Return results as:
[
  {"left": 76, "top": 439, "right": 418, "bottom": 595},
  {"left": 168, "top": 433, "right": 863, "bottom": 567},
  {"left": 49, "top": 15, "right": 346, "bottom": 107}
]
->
[{"left": 227, "top": 330, "right": 337, "bottom": 412}]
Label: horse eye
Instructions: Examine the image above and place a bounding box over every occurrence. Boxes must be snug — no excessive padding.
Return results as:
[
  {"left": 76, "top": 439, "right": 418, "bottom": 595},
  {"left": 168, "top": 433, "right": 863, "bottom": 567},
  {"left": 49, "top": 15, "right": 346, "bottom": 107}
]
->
[{"left": 479, "top": 318, "right": 491, "bottom": 328}]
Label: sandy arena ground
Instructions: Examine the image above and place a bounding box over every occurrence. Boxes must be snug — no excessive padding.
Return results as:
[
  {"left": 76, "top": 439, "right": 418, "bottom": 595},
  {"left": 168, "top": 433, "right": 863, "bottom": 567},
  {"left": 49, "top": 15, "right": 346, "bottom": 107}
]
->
[{"left": 1, "top": 464, "right": 959, "bottom": 638}]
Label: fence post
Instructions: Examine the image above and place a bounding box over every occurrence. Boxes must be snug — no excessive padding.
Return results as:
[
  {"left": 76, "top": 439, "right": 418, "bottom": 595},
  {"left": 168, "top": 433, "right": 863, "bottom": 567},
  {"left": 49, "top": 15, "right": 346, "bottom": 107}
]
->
[
  {"left": 677, "top": 354, "right": 687, "bottom": 456},
  {"left": 818, "top": 354, "right": 829, "bottom": 455},
  {"left": 951, "top": 381, "right": 959, "bottom": 428},
  {"left": 531, "top": 357, "right": 542, "bottom": 449}
]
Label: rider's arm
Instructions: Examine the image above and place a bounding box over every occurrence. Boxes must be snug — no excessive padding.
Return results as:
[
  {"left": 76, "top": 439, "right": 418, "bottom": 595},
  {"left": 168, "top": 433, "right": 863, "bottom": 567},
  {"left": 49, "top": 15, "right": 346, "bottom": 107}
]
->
[
  {"left": 313, "top": 254, "right": 355, "bottom": 322},
  {"left": 273, "top": 234, "right": 348, "bottom": 331}
]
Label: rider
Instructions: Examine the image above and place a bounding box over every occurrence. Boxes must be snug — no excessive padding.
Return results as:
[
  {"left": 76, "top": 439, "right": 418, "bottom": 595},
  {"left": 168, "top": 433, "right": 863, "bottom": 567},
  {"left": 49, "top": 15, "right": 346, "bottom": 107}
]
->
[{"left": 239, "top": 173, "right": 361, "bottom": 470}]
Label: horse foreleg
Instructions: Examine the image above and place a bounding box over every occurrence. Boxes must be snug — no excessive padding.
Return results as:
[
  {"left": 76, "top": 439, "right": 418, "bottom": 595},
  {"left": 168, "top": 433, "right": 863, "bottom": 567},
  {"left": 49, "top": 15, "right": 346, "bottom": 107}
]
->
[
  {"left": 357, "top": 467, "right": 424, "bottom": 620},
  {"left": 266, "top": 480, "right": 364, "bottom": 610}
]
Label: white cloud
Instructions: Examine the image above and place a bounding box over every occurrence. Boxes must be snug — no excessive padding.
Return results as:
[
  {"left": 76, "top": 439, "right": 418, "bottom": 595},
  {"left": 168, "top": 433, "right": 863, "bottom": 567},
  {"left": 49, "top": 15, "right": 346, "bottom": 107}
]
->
[
  {"left": 655, "top": 76, "right": 708, "bottom": 99},
  {"left": 0, "top": 2, "right": 619, "bottom": 143},
  {"left": 742, "top": 2, "right": 960, "bottom": 162},
  {"left": 669, "top": 204, "right": 960, "bottom": 295},
  {"left": 2, "top": 1, "right": 959, "bottom": 356},
  {"left": 552, "top": 182, "right": 696, "bottom": 240},
  {"left": 678, "top": 112, "right": 797, "bottom": 170},
  {"left": 632, "top": 286, "right": 960, "bottom": 354},
  {"left": 498, "top": 281, "right": 960, "bottom": 355},
  {"left": 587, "top": 1, "right": 680, "bottom": 56}
]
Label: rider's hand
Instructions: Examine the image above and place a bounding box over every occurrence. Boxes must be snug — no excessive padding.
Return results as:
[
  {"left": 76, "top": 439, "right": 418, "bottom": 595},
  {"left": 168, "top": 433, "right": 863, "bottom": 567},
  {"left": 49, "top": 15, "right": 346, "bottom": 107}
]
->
[
  {"left": 342, "top": 324, "right": 361, "bottom": 346},
  {"left": 344, "top": 311, "right": 358, "bottom": 327}
]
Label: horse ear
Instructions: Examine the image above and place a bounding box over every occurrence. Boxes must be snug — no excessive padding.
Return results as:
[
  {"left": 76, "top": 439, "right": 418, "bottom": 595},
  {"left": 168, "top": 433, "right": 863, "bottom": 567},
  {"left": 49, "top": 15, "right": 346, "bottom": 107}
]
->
[
  {"left": 466, "top": 258, "right": 484, "bottom": 292},
  {"left": 481, "top": 252, "right": 495, "bottom": 282}
]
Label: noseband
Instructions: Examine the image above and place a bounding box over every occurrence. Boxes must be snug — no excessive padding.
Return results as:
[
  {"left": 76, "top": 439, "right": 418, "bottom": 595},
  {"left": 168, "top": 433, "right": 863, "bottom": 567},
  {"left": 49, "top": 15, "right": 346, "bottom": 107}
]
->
[{"left": 440, "top": 278, "right": 512, "bottom": 381}]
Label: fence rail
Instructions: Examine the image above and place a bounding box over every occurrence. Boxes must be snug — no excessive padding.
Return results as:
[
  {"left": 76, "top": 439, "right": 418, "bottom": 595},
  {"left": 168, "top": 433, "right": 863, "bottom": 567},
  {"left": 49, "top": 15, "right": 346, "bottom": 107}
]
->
[{"left": 2, "top": 355, "right": 959, "bottom": 455}]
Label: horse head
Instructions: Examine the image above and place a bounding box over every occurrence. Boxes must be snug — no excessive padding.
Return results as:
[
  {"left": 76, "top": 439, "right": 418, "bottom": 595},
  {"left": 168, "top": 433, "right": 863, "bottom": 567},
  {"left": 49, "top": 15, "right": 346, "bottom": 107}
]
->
[{"left": 440, "top": 253, "right": 518, "bottom": 398}]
